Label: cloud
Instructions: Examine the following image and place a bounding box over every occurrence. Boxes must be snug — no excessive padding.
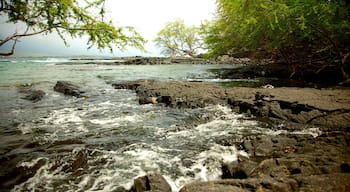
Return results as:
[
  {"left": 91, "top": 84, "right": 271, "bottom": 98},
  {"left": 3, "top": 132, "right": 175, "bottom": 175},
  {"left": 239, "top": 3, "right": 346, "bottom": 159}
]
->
[
  {"left": 108, "top": 0, "right": 215, "bottom": 37},
  {"left": 0, "top": 0, "right": 216, "bottom": 56}
]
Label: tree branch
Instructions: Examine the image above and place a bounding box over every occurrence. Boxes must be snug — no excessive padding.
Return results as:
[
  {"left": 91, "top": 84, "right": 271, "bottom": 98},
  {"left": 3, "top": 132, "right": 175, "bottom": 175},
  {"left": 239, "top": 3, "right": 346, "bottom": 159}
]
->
[
  {"left": 0, "top": 28, "right": 49, "bottom": 47},
  {"left": 0, "top": 24, "right": 110, "bottom": 56},
  {"left": 0, "top": 37, "right": 18, "bottom": 56}
]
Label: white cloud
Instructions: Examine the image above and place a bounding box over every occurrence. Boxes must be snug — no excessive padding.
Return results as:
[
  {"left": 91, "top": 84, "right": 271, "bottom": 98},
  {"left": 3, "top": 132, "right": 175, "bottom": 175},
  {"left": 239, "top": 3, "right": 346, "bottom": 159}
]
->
[
  {"left": 107, "top": 0, "right": 215, "bottom": 36},
  {"left": 105, "top": 0, "right": 216, "bottom": 56}
]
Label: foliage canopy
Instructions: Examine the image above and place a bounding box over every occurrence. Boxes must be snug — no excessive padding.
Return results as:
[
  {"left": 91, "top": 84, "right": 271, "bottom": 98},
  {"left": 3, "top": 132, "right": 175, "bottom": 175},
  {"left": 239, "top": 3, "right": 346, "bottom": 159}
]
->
[
  {"left": 154, "top": 19, "right": 205, "bottom": 57},
  {"left": 206, "top": 0, "right": 350, "bottom": 80},
  {"left": 0, "top": 0, "right": 146, "bottom": 56}
]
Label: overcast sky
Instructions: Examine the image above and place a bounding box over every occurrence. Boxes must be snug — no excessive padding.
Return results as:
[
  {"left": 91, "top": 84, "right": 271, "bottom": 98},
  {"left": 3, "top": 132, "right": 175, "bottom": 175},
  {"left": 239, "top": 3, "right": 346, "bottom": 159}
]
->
[{"left": 0, "top": 0, "right": 216, "bottom": 57}]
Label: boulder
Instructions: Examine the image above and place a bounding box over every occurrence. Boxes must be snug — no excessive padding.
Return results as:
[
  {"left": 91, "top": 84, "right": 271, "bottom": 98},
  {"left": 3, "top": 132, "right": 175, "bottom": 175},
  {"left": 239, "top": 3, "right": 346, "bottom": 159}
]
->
[
  {"left": 133, "top": 173, "right": 172, "bottom": 192},
  {"left": 22, "top": 90, "right": 45, "bottom": 102},
  {"left": 54, "top": 81, "right": 85, "bottom": 98},
  {"left": 17, "top": 83, "right": 45, "bottom": 102},
  {"left": 221, "top": 158, "right": 257, "bottom": 179}
]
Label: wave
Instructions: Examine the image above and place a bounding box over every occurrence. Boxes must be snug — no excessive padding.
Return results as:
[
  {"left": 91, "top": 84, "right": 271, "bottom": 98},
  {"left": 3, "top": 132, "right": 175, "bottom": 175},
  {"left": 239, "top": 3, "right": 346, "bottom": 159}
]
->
[
  {"left": 0, "top": 57, "right": 70, "bottom": 64},
  {"left": 30, "top": 58, "right": 70, "bottom": 63}
]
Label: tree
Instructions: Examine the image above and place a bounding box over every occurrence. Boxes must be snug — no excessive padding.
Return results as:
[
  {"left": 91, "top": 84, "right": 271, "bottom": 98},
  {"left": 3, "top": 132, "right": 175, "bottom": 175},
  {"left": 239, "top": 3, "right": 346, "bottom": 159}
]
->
[
  {"left": 206, "top": 0, "right": 350, "bottom": 81},
  {"left": 154, "top": 19, "right": 205, "bottom": 57},
  {"left": 0, "top": 0, "right": 146, "bottom": 56}
]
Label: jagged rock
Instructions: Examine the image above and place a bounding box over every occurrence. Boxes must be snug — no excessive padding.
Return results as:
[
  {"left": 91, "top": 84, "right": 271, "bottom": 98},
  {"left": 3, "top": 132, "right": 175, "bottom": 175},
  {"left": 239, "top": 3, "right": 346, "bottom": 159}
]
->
[
  {"left": 253, "top": 136, "right": 274, "bottom": 158},
  {"left": 54, "top": 81, "right": 86, "bottom": 98},
  {"left": 133, "top": 173, "right": 172, "bottom": 192},
  {"left": 222, "top": 158, "right": 257, "bottom": 179},
  {"left": 119, "top": 133, "right": 349, "bottom": 192}
]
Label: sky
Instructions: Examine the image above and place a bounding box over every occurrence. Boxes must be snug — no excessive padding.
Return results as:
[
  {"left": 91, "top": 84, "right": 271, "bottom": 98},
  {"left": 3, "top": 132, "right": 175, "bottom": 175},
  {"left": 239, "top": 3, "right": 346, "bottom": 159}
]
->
[{"left": 0, "top": 0, "right": 216, "bottom": 57}]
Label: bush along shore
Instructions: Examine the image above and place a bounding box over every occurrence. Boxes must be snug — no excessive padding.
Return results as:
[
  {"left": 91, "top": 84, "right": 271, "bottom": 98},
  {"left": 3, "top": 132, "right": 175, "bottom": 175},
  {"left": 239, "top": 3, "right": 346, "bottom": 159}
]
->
[{"left": 112, "top": 79, "right": 350, "bottom": 192}]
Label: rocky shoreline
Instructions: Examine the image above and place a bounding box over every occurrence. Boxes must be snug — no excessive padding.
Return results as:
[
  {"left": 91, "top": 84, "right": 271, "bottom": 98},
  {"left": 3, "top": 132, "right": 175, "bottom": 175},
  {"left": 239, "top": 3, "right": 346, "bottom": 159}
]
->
[
  {"left": 15, "top": 65, "right": 350, "bottom": 191},
  {"left": 61, "top": 56, "right": 263, "bottom": 65},
  {"left": 112, "top": 80, "right": 350, "bottom": 192}
]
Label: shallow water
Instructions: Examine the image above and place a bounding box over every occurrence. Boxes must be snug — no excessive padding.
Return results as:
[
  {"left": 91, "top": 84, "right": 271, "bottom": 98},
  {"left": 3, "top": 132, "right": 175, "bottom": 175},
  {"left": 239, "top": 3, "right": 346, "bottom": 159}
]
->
[{"left": 0, "top": 57, "right": 318, "bottom": 191}]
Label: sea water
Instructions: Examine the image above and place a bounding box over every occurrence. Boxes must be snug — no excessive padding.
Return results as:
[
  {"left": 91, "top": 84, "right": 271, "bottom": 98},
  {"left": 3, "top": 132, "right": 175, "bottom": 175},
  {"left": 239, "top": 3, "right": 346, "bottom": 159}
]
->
[{"left": 0, "top": 57, "right": 319, "bottom": 191}]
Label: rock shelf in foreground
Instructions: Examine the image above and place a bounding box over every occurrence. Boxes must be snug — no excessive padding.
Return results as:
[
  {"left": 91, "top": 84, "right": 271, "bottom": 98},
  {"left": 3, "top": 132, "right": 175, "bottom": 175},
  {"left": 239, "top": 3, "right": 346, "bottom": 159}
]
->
[{"left": 112, "top": 80, "right": 350, "bottom": 192}]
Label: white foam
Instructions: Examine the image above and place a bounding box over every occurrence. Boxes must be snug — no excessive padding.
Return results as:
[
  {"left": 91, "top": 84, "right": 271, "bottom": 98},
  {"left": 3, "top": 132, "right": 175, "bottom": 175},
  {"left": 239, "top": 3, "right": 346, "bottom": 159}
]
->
[
  {"left": 17, "top": 123, "right": 33, "bottom": 134},
  {"left": 31, "top": 58, "right": 70, "bottom": 63},
  {"left": 89, "top": 119, "right": 120, "bottom": 126},
  {"left": 44, "top": 108, "right": 83, "bottom": 125},
  {"left": 98, "top": 101, "right": 114, "bottom": 106},
  {"left": 18, "top": 157, "right": 48, "bottom": 168},
  {"left": 89, "top": 114, "right": 142, "bottom": 126},
  {"left": 292, "top": 127, "right": 322, "bottom": 138},
  {"left": 14, "top": 158, "right": 68, "bottom": 191}
]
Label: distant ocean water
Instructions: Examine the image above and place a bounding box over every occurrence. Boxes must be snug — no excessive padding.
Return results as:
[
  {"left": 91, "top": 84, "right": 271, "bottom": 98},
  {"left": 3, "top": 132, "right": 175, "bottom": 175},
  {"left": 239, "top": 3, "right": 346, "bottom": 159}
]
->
[{"left": 0, "top": 56, "right": 317, "bottom": 191}]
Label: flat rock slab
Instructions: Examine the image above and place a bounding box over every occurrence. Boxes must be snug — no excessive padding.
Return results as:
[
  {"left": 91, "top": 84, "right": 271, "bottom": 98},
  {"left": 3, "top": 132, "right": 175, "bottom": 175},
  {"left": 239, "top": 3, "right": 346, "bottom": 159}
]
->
[
  {"left": 250, "top": 87, "right": 350, "bottom": 111},
  {"left": 114, "top": 80, "right": 350, "bottom": 110},
  {"left": 113, "top": 80, "right": 350, "bottom": 129}
]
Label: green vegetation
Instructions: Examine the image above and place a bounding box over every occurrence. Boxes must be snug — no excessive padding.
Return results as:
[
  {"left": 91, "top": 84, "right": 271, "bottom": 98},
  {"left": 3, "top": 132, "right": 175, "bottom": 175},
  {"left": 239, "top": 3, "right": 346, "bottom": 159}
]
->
[
  {"left": 0, "top": 0, "right": 146, "bottom": 56},
  {"left": 205, "top": 0, "right": 350, "bottom": 81},
  {"left": 154, "top": 19, "right": 205, "bottom": 57}
]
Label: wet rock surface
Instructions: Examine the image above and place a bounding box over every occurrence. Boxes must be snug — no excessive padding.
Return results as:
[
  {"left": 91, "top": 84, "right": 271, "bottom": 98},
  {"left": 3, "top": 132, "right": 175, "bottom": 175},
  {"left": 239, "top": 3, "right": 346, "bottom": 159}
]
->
[
  {"left": 113, "top": 80, "right": 350, "bottom": 130},
  {"left": 132, "top": 173, "right": 172, "bottom": 192},
  {"left": 216, "top": 62, "right": 349, "bottom": 87},
  {"left": 54, "top": 81, "right": 86, "bottom": 98},
  {"left": 216, "top": 133, "right": 350, "bottom": 192},
  {"left": 17, "top": 83, "right": 45, "bottom": 102},
  {"left": 21, "top": 89, "right": 45, "bottom": 102},
  {"left": 124, "top": 133, "right": 350, "bottom": 192},
  {"left": 119, "top": 57, "right": 213, "bottom": 65},
  {"left": 113, "top": 80, "right": 350, "bottom": 191}
]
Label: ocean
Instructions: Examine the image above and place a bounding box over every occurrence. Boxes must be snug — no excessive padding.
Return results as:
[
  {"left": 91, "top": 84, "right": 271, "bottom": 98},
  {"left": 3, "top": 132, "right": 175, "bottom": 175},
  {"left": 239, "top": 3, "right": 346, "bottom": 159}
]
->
[{"left": 0, "top": 56, "right": 283, "bottom": 191}]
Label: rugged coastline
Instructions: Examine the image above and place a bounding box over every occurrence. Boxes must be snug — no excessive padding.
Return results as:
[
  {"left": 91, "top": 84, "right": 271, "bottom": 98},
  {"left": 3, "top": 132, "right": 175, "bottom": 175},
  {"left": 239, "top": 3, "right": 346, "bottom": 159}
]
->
[
  {"left": 9, "top": 57, "right": 350, "bottom": 191},
  {"left": 112, "top": 79, "right": 350, "bottom": 192}
]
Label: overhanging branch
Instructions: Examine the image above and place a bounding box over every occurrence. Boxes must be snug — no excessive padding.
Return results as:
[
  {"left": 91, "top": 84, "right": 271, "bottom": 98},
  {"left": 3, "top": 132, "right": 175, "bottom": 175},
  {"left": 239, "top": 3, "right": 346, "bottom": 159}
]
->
[
  {"left": 0, "top": 37, "right": 18, "bottom": 56},
  {"left": 0, "top": 25, "right": 107, "bottom": 56}
]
